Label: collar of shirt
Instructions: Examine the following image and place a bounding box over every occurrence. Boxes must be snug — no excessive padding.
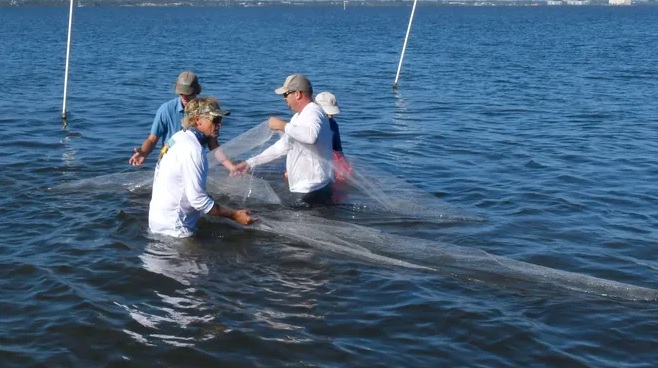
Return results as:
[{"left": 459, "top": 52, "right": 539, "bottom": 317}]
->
[{"left": 186, "top": 127, "right": 208, "bottom": 147}]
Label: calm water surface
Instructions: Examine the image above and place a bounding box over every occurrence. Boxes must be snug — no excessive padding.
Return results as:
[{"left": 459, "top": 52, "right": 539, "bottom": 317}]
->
[{"left": 1, "top": 5, "right": 657, "bottom": 367}]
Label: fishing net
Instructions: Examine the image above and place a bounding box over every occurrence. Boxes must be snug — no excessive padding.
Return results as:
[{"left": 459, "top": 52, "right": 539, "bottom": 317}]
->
[{"left": 50, "top": 120, "right": 658, "bottom": 300}]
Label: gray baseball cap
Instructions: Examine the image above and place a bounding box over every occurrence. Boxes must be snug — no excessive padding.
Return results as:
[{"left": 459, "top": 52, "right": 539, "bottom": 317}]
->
[
  {"left": 175, "top": 71, "right": 202, "bottom": 95},
  {"left": 274, "top": 74, "right": 313, "bottom": 95}
]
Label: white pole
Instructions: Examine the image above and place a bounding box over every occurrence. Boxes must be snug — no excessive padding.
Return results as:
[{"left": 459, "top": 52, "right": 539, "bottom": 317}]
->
[
  {"left": 393, "top": 0, "right": 418, "bottom": 90},
  {"left": 62, "top": 0, "right": 75, "bottom": 121}
]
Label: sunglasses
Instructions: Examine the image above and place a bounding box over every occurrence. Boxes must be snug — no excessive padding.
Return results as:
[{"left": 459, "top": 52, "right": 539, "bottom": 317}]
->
[
  {"left": 283, "top": 90, "right": 297, "bottom": 98},
  {"left": 211, "top": 116, "right": 223, "bottom": 125}
]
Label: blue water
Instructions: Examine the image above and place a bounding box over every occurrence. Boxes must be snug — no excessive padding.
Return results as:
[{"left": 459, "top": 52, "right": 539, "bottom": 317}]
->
[{"left": 1, "top": 5, "right": 658, "bottom": 367}]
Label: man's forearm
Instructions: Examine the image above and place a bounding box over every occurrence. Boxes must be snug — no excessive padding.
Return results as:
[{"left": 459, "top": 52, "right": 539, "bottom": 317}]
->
[
  {"left": 140, "top": 139, "right": 157, "bottom": 157},
  {"left": 207, "top": 203, "right": 235, "bottom": 220},
  {"left": 212, "top": 147, "right": 229, "bottom": 164}
]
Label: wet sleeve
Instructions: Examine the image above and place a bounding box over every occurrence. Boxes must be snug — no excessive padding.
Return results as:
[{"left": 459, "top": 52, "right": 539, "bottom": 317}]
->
[
  {"left": 246, "top": 135, "right": 291, "bottom": 167},
  {"left": 180, "top": 148, "right": 215, "bottom": 214},
  {"left": 284, "top": 113, "right": 321, "bottom": 144},
  {"left": 330, "top": 118, "right": 343, "bottom": 152}
]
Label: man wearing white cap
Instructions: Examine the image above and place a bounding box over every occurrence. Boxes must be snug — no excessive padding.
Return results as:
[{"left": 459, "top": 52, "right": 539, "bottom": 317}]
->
[
  {"left": 315, "top": 91, "right": 352, "bottom": 202},
  {"left": 315, "top": 91, "right": 344, "bottom": 154},
  {"left": 234, "top": 74, "right": 334, "bottom": 205}
]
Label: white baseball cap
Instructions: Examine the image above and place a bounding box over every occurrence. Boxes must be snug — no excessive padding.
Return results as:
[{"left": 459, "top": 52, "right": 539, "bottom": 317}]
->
[{"left": 315, "top": 91, "right": 340, "bottom": 115}]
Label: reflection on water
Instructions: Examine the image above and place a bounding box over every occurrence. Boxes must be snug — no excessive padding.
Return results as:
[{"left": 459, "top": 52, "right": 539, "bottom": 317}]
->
[
  {"left": 122, "top": 233, "right": 332, "bottom": 348},
  {"left": 3, "top": 6, "right": 658, "bottom": 366},
  {"left": 140, "top": 238, "right": 210, "bottom": 286},
  {"left": 60, "top": 130, "right": 82, "bottom": 175},
  {"left": 120, "top": 238, "right": 216, "bottom": 347},
  {"left": 52, "top": 152, "right": 658, "bottom": 302}
]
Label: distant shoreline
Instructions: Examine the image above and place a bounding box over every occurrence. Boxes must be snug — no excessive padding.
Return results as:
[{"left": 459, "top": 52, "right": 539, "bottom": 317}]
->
[
  {"left": 3, "top": 0, "right": 480, "bottom": 6},
  {"left": 2, "top": 0, "right": 656, "bottom": 6}
]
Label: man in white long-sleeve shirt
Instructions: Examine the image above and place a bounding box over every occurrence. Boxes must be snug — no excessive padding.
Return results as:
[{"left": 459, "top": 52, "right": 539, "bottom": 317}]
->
[
  {"left": 234, "top": 74, "right": 334, "bottom": 205},
  {"left": 149, "top": 97, "right": 256, "bottom": 238}
]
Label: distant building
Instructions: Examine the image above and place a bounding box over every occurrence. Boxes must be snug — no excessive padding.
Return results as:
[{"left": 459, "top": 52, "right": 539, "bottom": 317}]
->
[
  {"left": 546, "top": 0, "right": 562, "bottom": 4},
  {"left": 609, "top": 0, "right": 631, "bottom": 4}
]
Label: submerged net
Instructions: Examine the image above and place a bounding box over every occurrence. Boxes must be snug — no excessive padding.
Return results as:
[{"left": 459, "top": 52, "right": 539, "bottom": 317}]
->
[
  {"left": 344, "top": 157, "right": 481, "bottom": 222},
  {"left": 49, "top": 120, "right": 658, "bottom": 301},
  {"left": 50, "top": 170, "right": 153, "bottom": 193},
  {"left": 215, "top": 121, "right": 480, "bottom": 222},
  {"left": 252, "top": 209, "right": 658, "bottom": 301}
]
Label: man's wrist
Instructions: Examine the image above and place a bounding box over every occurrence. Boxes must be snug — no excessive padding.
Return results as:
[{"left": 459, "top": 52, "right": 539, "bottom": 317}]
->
[
  {"left": 222, "top": 207, "right": 236, "bottom": 220},
  {"left": 212, "top": 204, "right": 234, "bottom": 219}
]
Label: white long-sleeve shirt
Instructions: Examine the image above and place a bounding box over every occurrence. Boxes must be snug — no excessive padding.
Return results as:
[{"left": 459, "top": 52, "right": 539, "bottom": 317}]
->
[
  {"left": 246, "top": 102, "right": 333, "bottom": 193},
  {"left": 149, "top": 129, "right": 215, "bottom": 238}
]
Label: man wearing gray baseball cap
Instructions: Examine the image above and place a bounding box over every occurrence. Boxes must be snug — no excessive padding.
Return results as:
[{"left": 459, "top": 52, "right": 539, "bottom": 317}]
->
[
  {"left": 129, "top": 71, "right": 201, "bottom": 166},
  {"left": 235, "top": 74, "right": 334, "bottom": 205}
]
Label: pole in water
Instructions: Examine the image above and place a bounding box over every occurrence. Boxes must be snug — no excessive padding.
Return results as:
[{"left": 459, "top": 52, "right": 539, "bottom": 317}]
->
[
  {"left": 62, "top": 0, "right": 75, "bottom": 121},
  {"left": 393, "top": 0, "right": 418, "bottom": 90}
]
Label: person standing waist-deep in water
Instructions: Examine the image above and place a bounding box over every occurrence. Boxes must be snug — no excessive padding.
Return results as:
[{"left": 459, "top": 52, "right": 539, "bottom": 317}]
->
[
  {"left": 148, "top": 96, "right": 256, "bottom": 238},
  {"left": 234, "top": 74, "right": 334, "bottom": 206},
  {"left": 315, "top": 91, "right": 352, "bottom": 202},
  {"left": 129, "top": 71, "right": 236, "bottom": 172}
]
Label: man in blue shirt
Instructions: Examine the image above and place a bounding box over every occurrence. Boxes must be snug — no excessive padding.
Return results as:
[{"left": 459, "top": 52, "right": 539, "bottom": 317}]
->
[{"left": 129, "top": 71, "right": 235, "bottom": 170}]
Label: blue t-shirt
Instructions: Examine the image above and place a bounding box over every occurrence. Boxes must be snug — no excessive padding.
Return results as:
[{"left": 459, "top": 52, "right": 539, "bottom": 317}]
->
[
  {"left": 150, "top": 97, "right": 184, "bottom": 147},
  {"left": 329, "top": 117, "right": 343, "bottom": 152}
]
